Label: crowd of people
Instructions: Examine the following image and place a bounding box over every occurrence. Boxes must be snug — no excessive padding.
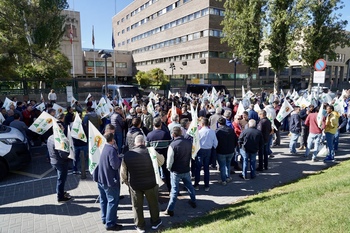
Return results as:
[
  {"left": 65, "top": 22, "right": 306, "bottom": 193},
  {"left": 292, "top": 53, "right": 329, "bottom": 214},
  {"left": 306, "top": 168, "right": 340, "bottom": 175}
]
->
[{"left": 0, "top": 87, "right": 349, "bottom": 232}]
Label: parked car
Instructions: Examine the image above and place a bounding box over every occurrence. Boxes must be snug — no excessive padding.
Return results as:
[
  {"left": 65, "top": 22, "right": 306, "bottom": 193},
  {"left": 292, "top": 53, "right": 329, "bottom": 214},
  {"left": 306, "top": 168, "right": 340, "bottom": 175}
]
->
[
  {"left": 102, "top": 84, "right": 141, "bottom": 102},
  {"left": 0, "top": 125, "right": 31, "bottom": 180}
]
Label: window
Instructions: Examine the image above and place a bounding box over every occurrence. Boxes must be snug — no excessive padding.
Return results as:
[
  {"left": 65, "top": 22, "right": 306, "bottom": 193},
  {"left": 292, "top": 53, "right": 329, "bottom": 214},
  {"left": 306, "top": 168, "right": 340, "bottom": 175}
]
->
[{"left": 116, "top": 62, "right": 127, "bottom": 68}]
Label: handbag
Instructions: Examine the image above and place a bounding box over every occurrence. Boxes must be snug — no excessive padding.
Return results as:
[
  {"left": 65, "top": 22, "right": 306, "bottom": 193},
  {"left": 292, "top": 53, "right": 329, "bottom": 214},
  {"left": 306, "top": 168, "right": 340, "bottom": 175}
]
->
[{"left": 317, "top": 145, "right": 329, "bottom": 157}]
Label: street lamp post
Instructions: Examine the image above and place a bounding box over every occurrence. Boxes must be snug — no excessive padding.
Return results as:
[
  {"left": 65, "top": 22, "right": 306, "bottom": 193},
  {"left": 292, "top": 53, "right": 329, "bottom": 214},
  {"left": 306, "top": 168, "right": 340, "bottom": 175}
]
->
[
  {"left": 98, "top": 50, "right": 112, "bottom": 97},
  {"left": 169, "top": 62, "right": 176, "bottom": 96},
  {"left": 229, "top": 54, "right": 239, "bottom": 97}
]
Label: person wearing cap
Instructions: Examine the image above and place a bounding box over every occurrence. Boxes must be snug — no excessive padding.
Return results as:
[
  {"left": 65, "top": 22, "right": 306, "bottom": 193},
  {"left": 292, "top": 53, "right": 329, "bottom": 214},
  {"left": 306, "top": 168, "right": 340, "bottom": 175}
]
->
[{"left": 215, "top": 117, "right": 237, "bottom": 185}]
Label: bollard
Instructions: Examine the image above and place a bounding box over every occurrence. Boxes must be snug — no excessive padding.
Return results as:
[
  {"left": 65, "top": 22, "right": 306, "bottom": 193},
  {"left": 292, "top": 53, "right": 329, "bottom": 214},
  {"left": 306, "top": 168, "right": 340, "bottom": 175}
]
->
[{"left": 80, "top": 150, "right": 87, "bottom": 179}]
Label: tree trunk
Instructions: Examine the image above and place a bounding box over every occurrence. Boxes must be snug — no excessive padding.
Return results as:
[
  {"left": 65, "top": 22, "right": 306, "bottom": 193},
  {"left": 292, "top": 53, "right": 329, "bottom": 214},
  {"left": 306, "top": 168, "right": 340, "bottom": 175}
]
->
[
  {"left": 274, "top": 71, "right": 280, "bottom": 94},
  {"left": 246, "top": 67, "right": 252, "bottom": 90}
]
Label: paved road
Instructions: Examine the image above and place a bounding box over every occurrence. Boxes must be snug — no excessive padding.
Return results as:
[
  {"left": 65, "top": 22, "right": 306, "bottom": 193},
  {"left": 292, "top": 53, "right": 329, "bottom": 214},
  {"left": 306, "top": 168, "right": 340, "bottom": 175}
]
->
[{"left": 1, "top": 132, "right": 349, "bottom": 233}]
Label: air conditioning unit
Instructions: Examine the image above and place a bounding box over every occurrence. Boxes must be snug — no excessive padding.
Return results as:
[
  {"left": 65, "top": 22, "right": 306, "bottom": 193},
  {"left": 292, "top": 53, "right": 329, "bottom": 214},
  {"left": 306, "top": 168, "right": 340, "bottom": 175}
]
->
[{"left": 200, "top": 59, "right": 206, "bottom": 64}]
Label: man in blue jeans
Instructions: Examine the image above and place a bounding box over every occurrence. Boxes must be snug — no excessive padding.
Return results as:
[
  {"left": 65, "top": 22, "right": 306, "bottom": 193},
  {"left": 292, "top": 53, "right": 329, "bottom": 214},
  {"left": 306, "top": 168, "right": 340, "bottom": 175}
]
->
[
  {"left": 165, "top": 127, "right": 196, "bottom": 217},
  {"left": 239, "top": 119, "right": 263, "bottom": 179},
  {"left": 47, "top": 132, "right": 72, "bottom": 203},
  {"left": 288, "top": 106, "right": 302, "bottom": 155},
  {"left": 93, "top": 133, "right": 123, "bottom": 231},
  {"left": 194, "top": 118, "right": 218, "bottom": 192},
  {"left": 215, "top": 117, "right": 237, "bottom": 185}
]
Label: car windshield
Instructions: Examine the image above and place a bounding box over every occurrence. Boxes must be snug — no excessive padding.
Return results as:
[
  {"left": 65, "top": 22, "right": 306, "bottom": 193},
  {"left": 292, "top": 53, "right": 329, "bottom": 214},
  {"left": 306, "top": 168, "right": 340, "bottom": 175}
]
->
[{"left": 119, "top": 87, "right": 140, "bottom": 98}]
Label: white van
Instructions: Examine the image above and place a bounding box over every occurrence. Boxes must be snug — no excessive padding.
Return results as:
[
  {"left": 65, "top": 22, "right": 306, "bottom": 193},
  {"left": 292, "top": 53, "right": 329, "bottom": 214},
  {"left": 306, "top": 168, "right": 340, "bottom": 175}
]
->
[{"left": 102, "top": 85, "right": 141, "bottom": 102}]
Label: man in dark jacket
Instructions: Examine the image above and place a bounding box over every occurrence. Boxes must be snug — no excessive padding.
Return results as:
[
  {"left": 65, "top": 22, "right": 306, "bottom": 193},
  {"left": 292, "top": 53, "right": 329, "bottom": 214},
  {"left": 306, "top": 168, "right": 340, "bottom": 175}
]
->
[
  {"left": 257, "top": 110, "right": 272, "bottom": 170},
  {"left": 215, "top": 117, "right": 237, "bottom": 185},
  {"left": 125, "top": 117, "right": 144, "bottom": 150},
  {"left": 289, "top": 106, "right": 302, "bottom": 155},
  {"left": 147, "top": 117, "right": 172, "bottom": 192},
  {"left": 165, "top": 127, "right": 196, "bottom": 217},
  {"left": 121, "top": 135, "right": 163, "bottom": 232},
  {"left": 47, "top": 132, "right": 72, "bottom": 203},
  {"left": 93, "top": 133, "right": 123, "bottom": 231},
  {"left": 110, "top": 106, "right": 126, "bottom": 153},
  {"left": 239, "top": 119, "right": 264, "bottom": 179}
]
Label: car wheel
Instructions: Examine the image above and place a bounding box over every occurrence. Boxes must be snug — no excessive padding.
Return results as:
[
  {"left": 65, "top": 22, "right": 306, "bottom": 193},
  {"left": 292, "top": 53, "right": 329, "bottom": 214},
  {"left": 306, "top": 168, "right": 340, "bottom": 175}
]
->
[{"left": 0, "top": 161, "right": 9, "bottom": 180}]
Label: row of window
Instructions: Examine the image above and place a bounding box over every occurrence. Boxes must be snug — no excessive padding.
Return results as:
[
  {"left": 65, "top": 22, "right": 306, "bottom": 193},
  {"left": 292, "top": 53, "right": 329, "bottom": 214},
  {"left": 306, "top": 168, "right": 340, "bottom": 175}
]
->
[
  {"left": 85, "top": 61, "right": 127, "bottom": 68},
  {"left": 132, "top": 29, "right": 223, "bottom": 54},
  {"left": 116, "top": 7, "right": 224, "bottom": 48},
  {"left": 130, "top": 1, "right": 183, "bottom": 30},
  {"left": 134, "top": 50, "right": 231, "bottom": 66}
]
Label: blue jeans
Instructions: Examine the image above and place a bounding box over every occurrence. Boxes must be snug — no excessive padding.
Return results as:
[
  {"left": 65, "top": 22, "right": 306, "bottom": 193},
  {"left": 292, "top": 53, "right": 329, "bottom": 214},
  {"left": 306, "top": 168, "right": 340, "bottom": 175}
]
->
[
  {"left": 241, "top": 150, "right": 257, "bottom": 178},
  {"left": 194, "top": 149, "right": 211, "bottom": 188},
  {"left": 167, "top": 172, "right": 196, "bottom": 211},
  {"left": 289, "top": 132, "right": 300, "bottom": 153},
  {"left": 114, "top": 132, "right": 123, "bottom": 154},
  {"left": 52, "top": 163, "right": 68, "bottom": 199},
  {"left": 73, "top": 145, "right": 88, "bottom": 172},
  {"left": 325, "top": 132, "right": 335, "bottom": 159},
  {"left": 346, "top": 117, "right": 350, "bottom": 132},
  {"left": 258, "top": 143, "right": 268, "bottom": 170},
  {"left": 217, "top": 153, "right": 234, "bottom": 182},
  {"left": 305, "top": 133, "right": 322, "bottom": 158},
  {"left": 98, "top": 183, "right": 121, "bottom": 228},
  {"left": 267, "top": 134, "right": 273, "bottom": 155},
  {"left": 333, "top": 130, "right": 340, "bottom": 151}
]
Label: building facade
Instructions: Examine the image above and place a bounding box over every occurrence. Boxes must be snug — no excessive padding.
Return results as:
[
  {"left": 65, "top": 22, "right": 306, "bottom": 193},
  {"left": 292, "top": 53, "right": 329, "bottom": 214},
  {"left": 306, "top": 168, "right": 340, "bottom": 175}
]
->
[{"left": 112, "top": 0, "right": 247, "bottom": 87}]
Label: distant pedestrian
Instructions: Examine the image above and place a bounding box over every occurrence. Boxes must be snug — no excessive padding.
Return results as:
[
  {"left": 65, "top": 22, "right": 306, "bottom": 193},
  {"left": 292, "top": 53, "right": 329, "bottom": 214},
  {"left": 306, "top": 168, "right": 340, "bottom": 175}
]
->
[{"left": 48, "top": 89, "right": 57, "bottom": 104}]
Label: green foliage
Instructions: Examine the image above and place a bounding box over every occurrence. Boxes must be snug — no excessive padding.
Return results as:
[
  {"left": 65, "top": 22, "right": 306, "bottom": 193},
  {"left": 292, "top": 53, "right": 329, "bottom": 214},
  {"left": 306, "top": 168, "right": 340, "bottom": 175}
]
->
[
  {"left": 0, "top": 0, "right": 70, "bottom": 81},
  {"left": 136, "top": 68, "right": 169, "bottom": 89},
  {"left": 265, "top": 0, "right": 302, "bottom": 92},
  {"left": 293, "top": 0, "right": 350, "bottom": 91},
  {"left": 221, "top": 0, "right": 267, "bottom": 90}
]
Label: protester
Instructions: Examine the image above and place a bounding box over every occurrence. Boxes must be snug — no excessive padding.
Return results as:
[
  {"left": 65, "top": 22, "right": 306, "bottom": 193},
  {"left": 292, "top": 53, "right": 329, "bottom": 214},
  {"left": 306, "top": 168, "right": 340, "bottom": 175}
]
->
[
  {"left": 165, "top": 127, "right": 196, "bottom": 216},
  {"left": 289, "top": 106, "right": 302, "bottom": 155},
  {"left": 257, "top": 110, "right": 272, "bottom": 171},
  {"left": 48, "top": 89, "right": 57, "bottom": 104},
  {"left": 121, "top": 135, "right": 163, "bottom": 232},
  {"left": 93, "top": 133, "right": 123, "bottom": 231},
  {"left": 324, "top": 105, "right": 339, "bottom": 162},
  {"left": 304, "top": 107, "right": 323, "bottom": 161}
]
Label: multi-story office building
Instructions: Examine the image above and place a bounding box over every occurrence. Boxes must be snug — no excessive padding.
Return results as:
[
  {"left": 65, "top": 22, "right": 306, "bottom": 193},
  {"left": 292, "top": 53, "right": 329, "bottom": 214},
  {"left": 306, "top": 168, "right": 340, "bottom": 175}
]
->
[{"left": 112, "top": 0, "right": 247, "bottom": 87}]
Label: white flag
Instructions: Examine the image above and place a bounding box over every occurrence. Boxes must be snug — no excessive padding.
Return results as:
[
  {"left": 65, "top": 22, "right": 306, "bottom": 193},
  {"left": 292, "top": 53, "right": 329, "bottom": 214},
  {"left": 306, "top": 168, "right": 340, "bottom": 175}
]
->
[
  {"left": 52, "top": 120, "right": 69, "bottom": 153},
  {"left": 148, "top": 91, "right": 155, "bottom": 100},
  {"left": 95, "top": 97, "right": 112, "bottom": 119},
  {"left": 333, "top": 98, "right": 345, "bottom": 115},
  {"left": 67, "top": 127, "right": 76, "bottom": 160},
  {"left": 254, "top": 103, "right": 261, "bottom": 112},
  {"left": 147, "top": 100, "right": 155, "bottom": 117},
  {"left": 147, "top": 147, "right": 162, "bottom": 184},
  {"left": 40, "top": 93, "right": 45, "bottom": 102},
  {"left": 3, "top": 97, "right": 16, "bottom": 110},
  {"left": 29, "top": 111, "right": 55, "bottom": 135},
  {"left": 71, "top": 113, "right": 87, "bottom": 142},
  {"left": 35, "top": 102, "right": 45, "bottom": 112},
  {"left": 236, "top": 101, "right": 245, "bottom": 116},
  {"left": 88, "top": 121, "right": 106, "bottom": 174},
  {"left": 0, "top": 112, "right": 5, "bottom": 124},
  {"left": 85, "top": 93, "right": 92, "bottom": 103},
  {"left": 276, "top": 100, "right": 293, "bottom": 122},
  {"left": 317, "top": 104, "right": 324, "bottom": 129},
  {"left": 70, "top": 96, "right": 78, "bottom": 107},
  {"left": 52, "top": 103, "right": 66, "bottom": 116},
  {"left": 168, "top": 90, "right": 173, "bottom": 99},
  {"left": 187, "top": 104, "right": 200, "bottom": 159},
  {"left": 242, "top": 86, "right": 246, "bottom": 99},
  {"left": 92, "top": 100, "right": 97, "bottom": 109}
]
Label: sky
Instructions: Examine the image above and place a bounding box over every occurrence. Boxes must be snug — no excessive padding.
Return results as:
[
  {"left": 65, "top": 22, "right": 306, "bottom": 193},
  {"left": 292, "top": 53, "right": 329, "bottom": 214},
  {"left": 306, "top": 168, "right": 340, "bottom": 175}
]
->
[{"left": 70, "top": 0, "right": 350, "bottom": 50}]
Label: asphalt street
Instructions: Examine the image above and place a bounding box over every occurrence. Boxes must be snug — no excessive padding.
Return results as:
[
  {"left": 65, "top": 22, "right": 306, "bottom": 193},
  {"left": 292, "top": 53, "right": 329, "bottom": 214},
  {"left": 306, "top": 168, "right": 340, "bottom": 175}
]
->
[{"left": 0, "top": 132, "right": 349, "bottom": 233}]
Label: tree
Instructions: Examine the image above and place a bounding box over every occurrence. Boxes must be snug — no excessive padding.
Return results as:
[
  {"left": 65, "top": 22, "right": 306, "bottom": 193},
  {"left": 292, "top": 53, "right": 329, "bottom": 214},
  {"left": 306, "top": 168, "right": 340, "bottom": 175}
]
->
[
  {"left": 294, "top": 0, "right": 350, "bottom": 91},
  {"left": 0, "top": 0, "right": 70, "bottom": 81},
  {"left": 135, "top": 68, "right": 169, "bottom": 89},
  {"left": 221, "top": 0, "right": 266, "bottom": 90},
  {"left": 264, "top": 0, "right": 302, "bottom": 93}
]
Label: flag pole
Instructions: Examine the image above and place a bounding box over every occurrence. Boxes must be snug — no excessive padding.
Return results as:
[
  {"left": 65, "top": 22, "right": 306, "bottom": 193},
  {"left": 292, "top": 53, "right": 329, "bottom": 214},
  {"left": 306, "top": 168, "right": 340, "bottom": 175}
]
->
[
  {"left": 71, "top": 24, "right": 75, "bottom": 82},
  {"left": 114, "top": 0, "right": 117, "bottom": 84},
  {"left": 92, "top": 25, "right": 96, "bottom": 78}
]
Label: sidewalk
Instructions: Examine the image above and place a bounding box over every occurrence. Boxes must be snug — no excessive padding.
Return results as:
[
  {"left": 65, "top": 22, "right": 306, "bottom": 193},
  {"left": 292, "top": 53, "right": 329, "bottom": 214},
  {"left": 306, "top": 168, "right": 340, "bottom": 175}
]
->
[{"left": 0, "top": 132, "right": 349, "bottom": 233}]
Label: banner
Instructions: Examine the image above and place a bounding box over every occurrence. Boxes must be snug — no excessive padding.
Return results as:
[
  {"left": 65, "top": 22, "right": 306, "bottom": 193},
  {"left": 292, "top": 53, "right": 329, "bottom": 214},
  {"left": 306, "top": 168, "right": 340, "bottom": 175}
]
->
[
  {"left": 187, "top": 104, "right": 200, "bottom": 159},
  {"left": 52, "top": 103, "right": 66, "bottom": 116},
  {"left": 236, "top": 101, "right": 245, "bottom": 116},
  {"left": 71, "top": 113, "right": 87, "bottom": 142},
  {"left": 3, "top": 97, "right": 16, "bottom": 110},
  {"left": 147, "top": 100, "right": 155, "bottom": 117},
  {"left": 67, "top": 127, "right": 76, "bottom": 160},
  {"left": 95, "top": 97, "right": 113, "bottom": 119},
  {"left": 52, "top": 120, "right": 69, "bottom": 153},
  {"left": 29, "top": 111, "right": 55, "bottom": 135},
  {"left": 254, "top": 103, "right": 261, "bottom": 112},
  {"left": 276, "top": 99, "right": 293, "bottom": 122},
  {"left": 317, "top": 103, "right": 324, "bottom": 129},
  {"left": 35, "top": 102, "right": 45, "bottom": 112},
  {"left": 0, "top": 112, "right": 5, "bottom": 124},
  {"left": 88, "top": 121, "right": 106, "bottom": 174},
  {"left": 147, "top": 147, "right": 162, "bottom": 185},
  {"left": 70, "top": 96, "right": 78, "bottom": 107},
  {"left": 85, "top": 93, "right": 92, "bottom": 103}
]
